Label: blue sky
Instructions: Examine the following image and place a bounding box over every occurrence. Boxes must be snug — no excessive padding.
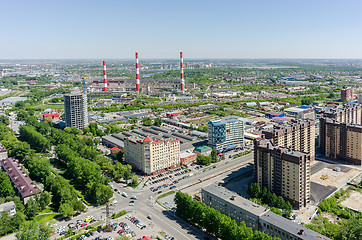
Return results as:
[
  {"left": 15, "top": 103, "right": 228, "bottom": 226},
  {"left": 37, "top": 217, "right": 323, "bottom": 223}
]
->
[{"left": 0, "top": 0, "right": 361, "bottom": 59}]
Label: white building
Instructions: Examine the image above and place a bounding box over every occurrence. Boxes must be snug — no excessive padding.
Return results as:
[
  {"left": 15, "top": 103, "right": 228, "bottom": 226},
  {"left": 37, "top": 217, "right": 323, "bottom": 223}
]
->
[{"left": 124, "top": 135, "right": 180, "bottom": 175}]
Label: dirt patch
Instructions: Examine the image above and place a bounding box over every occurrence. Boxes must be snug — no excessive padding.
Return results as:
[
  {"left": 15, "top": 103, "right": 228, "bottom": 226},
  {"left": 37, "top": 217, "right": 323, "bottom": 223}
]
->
[
  {"left": 340, "top": 190, "right": 362, "bottom": 212},
  {"left": 310, "top": 167, "right": 360, "bottom": 188}
]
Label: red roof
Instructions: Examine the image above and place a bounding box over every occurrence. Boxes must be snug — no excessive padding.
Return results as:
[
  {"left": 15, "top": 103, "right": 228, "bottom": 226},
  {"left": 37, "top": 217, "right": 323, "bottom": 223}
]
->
[
  {"left": 43, "top": 113, "right": 59, "bottom": 118},
  {"left": 143, "top": 136, "right": 153, "bottom": 143},
  {"left": 110, "top": 147, "right": 121, "bottom": 151},
  {"left": 141, "top": 237, "right": 152, "bottom": 240},
  {"left": 272, "top": 117, "right": 292, "bottom": 121}
]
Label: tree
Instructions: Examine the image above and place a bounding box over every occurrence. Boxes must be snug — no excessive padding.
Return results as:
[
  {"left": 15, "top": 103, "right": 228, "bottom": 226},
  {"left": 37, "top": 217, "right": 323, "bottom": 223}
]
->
[
  {"left": 10, "top": 212, "right": 25, "bottom": 233},
  {"left": 15, "top": 221, "right": 52, "bottom": 240},
  {"left": 211, "top": 150, "right": 218, "bottom": 163},
  {"left": 38, "top": 191, "right": 52, "bottom": 210},
  {"left": 196, "top": 154, "right": 212, "bottom": 166},
  {"left": 0, "top": 115, "right": 9, "bottom": 126},
  {"left": 142, "top": 117, "right": 152, "bottom": 126},
  {"left": 59, "top": 203, "right": 75, "bottom": 217},
  {"left": 130, "top": 174, "right": 139, "bottom": 186},
  {"left": 25, "top": 198, "right": 40, "bottom": 220},
  {"left": 153, "top": 118, "right": 162, "bottom": 127},
  {"left": 10, "top": 141, "right": 32, "bottom": 160},
  {"left": 0, "top": 171, "right": 15, "bottom": 198},
  {"left": 0, "top": 211, "right": 11, "bottom": 236}
]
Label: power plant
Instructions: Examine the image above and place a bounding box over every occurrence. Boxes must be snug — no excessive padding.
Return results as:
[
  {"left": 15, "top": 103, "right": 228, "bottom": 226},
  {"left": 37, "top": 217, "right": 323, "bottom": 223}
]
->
[{"left": 89, "top": 52, "right": 195, "bottom": 95}]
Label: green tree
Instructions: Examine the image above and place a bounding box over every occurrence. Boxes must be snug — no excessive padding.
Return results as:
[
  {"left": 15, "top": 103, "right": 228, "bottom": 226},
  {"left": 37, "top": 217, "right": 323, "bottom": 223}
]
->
[
  {"left": 0, "top": 171, "right": 15, "bottom": 198},
  {"left": 38, "top": 191, "right": 52, "bottom": 210},
  {"left": 10, "top": 212, "right": 25, "bottom": 233},
  {"left": 196, "top": 154, "right": 212, "bottom": 166},
  {"left": 142, "top": 117, "right": 152, "bottom": 126},
  {"left": 10, "top": 141, "right": 32, "bottom": 160},
  {"left": 0, "top": 211, "right": 11, "bottom": 236},
  {"left": 130, "top": 174, "right": 139, "bottom": 186},
  {"left": 211, "top": 150, "right": 218, "bottom": 163},
  {"left": 25, "top": 198, "right": 40, "bottom": 220},
  {"left": 0, "top": 115, "right": 9, "bottom": 125},
  {"left": 153, "top": 118, "right": 162, "bottom": 127},
  {"left": 59, "top": 203, "right": 75, "bottom": 217},
  {"left": 15, "top": 221, "right": 52, "bottom": 240}
]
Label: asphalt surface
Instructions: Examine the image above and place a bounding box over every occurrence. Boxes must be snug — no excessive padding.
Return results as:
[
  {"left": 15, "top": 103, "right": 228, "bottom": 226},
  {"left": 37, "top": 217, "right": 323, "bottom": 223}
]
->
[{"left": 47, "top": 153, "right": 254, "bottom": 240}]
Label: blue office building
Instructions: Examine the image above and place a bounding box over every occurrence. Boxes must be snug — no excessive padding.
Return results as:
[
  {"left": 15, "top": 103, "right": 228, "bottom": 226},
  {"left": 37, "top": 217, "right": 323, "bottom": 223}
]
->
[{"left": 208, "top": 116, "right": 244, "bottom": 152}]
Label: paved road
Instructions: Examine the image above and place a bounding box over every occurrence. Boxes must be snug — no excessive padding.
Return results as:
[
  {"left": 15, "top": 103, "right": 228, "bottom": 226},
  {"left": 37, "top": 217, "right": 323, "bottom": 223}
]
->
[{"left": 48, "top": 153, "right": 254, "bottom": 240}]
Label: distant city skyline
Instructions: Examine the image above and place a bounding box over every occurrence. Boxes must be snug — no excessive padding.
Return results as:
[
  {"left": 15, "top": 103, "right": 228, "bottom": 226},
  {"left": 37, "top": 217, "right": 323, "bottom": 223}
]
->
[{"left": 1, "top": 0, "right": 362, "bottom": 59}]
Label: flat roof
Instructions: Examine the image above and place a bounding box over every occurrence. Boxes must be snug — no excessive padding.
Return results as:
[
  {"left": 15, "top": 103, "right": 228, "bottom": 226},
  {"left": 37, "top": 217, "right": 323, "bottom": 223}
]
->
[
  {"left": 202, "top": 184, "right": 269, "bottom": 216},
  {"left": 180, "top": 152, "right": 197, "bottom": 158},
  {"left": 260, "top": 211, "right": 332, "bottom": 240}
]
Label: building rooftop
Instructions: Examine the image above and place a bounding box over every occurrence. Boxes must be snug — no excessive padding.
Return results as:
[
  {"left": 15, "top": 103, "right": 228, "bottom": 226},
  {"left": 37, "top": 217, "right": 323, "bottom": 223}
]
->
[
  {"left": 194, "top": 145, "right": 212, "bottom": 152},
  {"left": 260, "top": 211, "right": 332, "bottom": 240},
  {"left": 209, "top": 115, "right": 243, "bottom": 126},
  {"left": 202, "top": 184, "right": 269, "bottom": 216},
  {"left": 1, "top": 158, "right": 41, "bottom": 198},
  {"left": 0, "top": 141, "right": 7, "bottom": 153},
  {"left": 0, "top": 201, "right": 16, "bottom": 212},
  {"left": 180, "top": 151, "right": 197, "bottom": 158}
]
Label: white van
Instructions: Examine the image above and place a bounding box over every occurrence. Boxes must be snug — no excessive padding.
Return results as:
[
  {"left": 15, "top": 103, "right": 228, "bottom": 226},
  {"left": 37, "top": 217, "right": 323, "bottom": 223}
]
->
[{"left": 122, "top": 192, "right": 128, "bottom": 197}]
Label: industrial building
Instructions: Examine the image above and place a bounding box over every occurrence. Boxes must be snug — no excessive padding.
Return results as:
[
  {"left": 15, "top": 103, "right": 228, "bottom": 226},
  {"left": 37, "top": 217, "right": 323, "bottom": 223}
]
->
[
  {"left": 64, "top": 92, "right": 88, "bottom": 129},
  {"left": 201, "top": 184, "right": 330, "bottom": 240},
  {"left": 262, "top": 119, "right": 315, "bottom": 161},
  {"left": 208, "top": 116, "right": 244, "bottom": 152},
  {"left": 319, "top": 118, "right": 362, "bottom": 165},
  {"left": 124, "top": 135, "right": 180, "bottom": 175},
  {"left": 254, "top": 139, "right": 311, "bottom": 209}
]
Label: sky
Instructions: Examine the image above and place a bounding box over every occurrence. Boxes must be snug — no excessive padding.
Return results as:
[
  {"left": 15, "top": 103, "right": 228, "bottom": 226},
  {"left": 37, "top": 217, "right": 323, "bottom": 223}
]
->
[{"left": 1, "top": 0, "right": 362, "bottom": 59}]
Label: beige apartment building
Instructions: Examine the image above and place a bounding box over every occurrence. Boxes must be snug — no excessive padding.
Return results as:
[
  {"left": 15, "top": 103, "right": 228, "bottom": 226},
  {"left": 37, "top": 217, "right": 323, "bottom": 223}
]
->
[
  {"left": 254, "top": 139, "right": 311, "bottom": 209},
  {"left": 262, "top": 119, "right": 315, "bottom": 161},
  {"left": 124, "top": 135, "right": 180, "bottom": 175},
  {"left": 324, "top": 104, "right": 361, "bottom": 125},
  {"left": 319, "top": 118, "right": 362, "bottom": 165}
]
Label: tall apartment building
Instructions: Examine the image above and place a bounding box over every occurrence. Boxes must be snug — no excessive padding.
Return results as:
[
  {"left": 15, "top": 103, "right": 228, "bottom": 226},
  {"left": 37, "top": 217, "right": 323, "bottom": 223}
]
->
[
  {"left": 124, "top": 135, "right": 180, "bottom": 175},
  {"left": 64, "top": 93, "right": 88, "bottom": 129},
  {"left": 341, "top": 88, "right": 354, "bottom": 102},
  {"left": 208, "top": 116, "right": 244, "bottom": 151},
  {"left": 262, "top": 119, "right": 315, "bottom": 160},
  {"left": 319, "top": 118, "right": 362, "bottom": 165},
  {"left": 359, "top": 93, "right": 362, "bottom": 104},
  {"left": 323, "top": 104, "right": 361, "bottom": 125},
  {"left": 254, "top": 139, "right": 311, "bottom": 209},
  {"left": 202, "top": 184, "right": 330, "bottom": 240}
]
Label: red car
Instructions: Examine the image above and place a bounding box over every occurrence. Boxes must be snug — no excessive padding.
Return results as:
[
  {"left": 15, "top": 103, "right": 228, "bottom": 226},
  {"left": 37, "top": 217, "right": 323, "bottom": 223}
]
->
[
  {"left": 81, "top": 223, "right": 87, "bottom": 227},
  {"left": 119, "top": 222, "right": 124, "bottom": 226},
  {"left": 130, "top": 217, "right": 135, "bottom": 221}
]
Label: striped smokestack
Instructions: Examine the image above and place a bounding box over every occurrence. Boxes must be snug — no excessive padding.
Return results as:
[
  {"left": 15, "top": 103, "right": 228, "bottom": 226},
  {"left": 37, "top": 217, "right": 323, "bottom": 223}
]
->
[
  {"left": 136, "top": 52, "right": 140, "bottom": 93},
  {"left": 180, "top": 52, "right": 185, "bottom": 92},
  {"left": 103, "top": 61, "right": 107, "bottom": 91}
]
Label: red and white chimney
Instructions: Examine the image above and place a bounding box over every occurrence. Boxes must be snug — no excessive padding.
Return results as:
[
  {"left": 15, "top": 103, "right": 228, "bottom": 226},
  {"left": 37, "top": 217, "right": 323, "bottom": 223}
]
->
[
  {"left": 136, "top": 52, "right": 140, "bottom": 93},
  {"left": 103, "top": 61, "right": 107, "bottom": 92},
  {"left": 180, "top": 52, "right": 185, "bottom": 92}
]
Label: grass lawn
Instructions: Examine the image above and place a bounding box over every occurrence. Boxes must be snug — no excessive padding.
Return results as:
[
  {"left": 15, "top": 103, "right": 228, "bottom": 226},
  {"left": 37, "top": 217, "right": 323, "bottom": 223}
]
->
[
  {"left": 32, "top": 104, "right": 64, "bottom": 111},
  {"left": 157, "top": 190, "right": 175, "bottom": 200},
  {"left": 40, "top": 206, "right": 56, "bottom": 214},
  {"left": 33, "top": 213, "right": 61, "bottom": 224}
]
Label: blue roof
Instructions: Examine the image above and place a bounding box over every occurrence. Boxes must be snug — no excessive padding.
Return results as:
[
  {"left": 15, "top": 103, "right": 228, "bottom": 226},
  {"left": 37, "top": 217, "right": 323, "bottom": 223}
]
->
[{"left": 297, "top": 105, "right": 311, "bottom": 109}]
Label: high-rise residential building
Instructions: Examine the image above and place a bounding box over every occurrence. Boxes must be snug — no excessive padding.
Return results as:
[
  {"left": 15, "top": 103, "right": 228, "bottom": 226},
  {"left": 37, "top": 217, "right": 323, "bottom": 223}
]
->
[
  {"left": 124, "top": 135, "right": 180, "bottom": 175},
  {"left": 341, "top": 88, "right": 354, "bottom": 102},
  {"left": 319, "top": 118, "right": 362, "bottom": 165},
  {"left": 323, "top": 104, "right": 361, "bottom": 125},
  {"left": 208, "top": 116, "right": 244, "bottom": 151},
  {"left": 262, "top": 119, "right": 315, "bottom": 160},
  {"left": 64, "top": 93, "right": 88, "bottom": 129},
  {"left": 254, "top": 139, "right": 311, "bottom": 209}
]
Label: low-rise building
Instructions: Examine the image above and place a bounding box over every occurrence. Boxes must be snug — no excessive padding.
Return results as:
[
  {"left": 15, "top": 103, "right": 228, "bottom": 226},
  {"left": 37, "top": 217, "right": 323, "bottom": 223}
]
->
[
  {"left": 202, "top": 184, "right": 331, "bottom": 240},
  {"left": 180, "top": 152, "right": 197, "bottom": 165},
  {"left": 0, "top": 201, "right": 16, "bottom": 216},
  {"left": 194, "top": 145, "right": 212, "bottom": 156},
  {"left": 0, "top": 158, "right": 41, "bottom": 203},
  {"left": 0, "top": 142, "right": 8, "bottom": 160}
]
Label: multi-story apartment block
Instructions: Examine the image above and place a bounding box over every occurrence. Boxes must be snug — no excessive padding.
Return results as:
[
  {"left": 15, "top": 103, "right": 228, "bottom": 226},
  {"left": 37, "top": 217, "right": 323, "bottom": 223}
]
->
[
  {"left": 341, "top": 88, "right": 354, "bottom": 102},
  {"left": 323, "top": 104, "right": 361, "bottom": 125},
  {"left": 64, "top": 93, "right": 88, "bottom": 129},
  {"left": 319, "top": 118, "right": 362, "bottom": 165},
  {"left": 262, "top": 119, "right": 315, "bottom": 160},
  {"left": 202, "top": 184, "right": 330, "bottom": 240},
  {"left": 254, "top": 139, "right": 311, "bottom": 209},
  {"left": 124, "top": 135, "right": 180, "bottom": 175},
  {"left": 208, "top": 116, "right": 244, "bottom": 152}
]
